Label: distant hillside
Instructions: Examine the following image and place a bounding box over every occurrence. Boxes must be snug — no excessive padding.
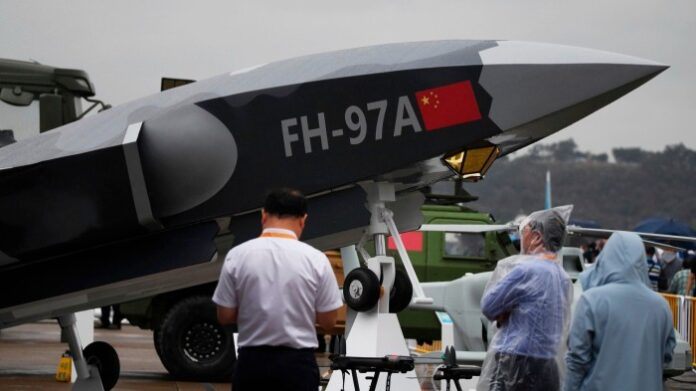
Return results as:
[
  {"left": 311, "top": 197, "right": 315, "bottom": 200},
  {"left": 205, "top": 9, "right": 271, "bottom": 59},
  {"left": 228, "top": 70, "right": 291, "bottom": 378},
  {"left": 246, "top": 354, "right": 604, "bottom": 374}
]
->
[{"left": 457, "top": 140, "right": 696, "bottom": 230}]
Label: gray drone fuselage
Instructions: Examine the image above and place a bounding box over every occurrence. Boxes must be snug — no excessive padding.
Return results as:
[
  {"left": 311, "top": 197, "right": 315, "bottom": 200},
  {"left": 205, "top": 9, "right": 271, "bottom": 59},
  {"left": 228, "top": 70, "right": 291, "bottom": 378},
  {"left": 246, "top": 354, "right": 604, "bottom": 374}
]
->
[{"left": 0, "top": 40, "right": 666, "bottom": 327}]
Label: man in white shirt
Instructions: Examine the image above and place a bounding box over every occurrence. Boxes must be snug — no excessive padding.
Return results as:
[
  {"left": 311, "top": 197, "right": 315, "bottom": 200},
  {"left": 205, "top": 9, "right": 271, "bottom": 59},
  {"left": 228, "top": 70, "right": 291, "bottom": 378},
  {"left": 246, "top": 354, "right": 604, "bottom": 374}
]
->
[{"left": 213, "top": 188, "right": 343, "bottom": 390}]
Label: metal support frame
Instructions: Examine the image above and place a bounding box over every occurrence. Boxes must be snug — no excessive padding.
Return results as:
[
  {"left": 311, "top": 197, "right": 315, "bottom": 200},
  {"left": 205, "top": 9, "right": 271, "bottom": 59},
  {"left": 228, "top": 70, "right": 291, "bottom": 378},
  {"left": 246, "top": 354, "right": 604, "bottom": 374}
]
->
[
  {"left": 368, "top": 256, "right": 395, "bottom": 314},
  {"left": 57, "top": 314, "right": 104, "bottom": 391},
  {"left": 380, "top": 208, "right": 431, "bottom": 305},
  {"left": 327, "top": 182, "right": 424, "bottom": 391},
  {"left": 355, "top": 182, "right": 432, "bottom": 306}
]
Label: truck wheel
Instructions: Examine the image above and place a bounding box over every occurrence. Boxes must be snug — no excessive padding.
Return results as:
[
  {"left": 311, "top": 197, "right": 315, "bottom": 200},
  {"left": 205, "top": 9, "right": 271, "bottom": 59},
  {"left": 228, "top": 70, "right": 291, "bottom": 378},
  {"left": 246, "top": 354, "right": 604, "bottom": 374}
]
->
[
  {"left": 343, "top": 267, "right": 380, "bottom": 312},
  {"left": 153, "top": 328, "right": 163, "bottom": 360},
  {"left": 83, "top": 341, "right": 120, "bottom": 390},
  {"left": 157, "top": 295, "right": 236, "bottom": 381},
  {"left": 389, "top": 269, "right": 413, "bottom": 313}
]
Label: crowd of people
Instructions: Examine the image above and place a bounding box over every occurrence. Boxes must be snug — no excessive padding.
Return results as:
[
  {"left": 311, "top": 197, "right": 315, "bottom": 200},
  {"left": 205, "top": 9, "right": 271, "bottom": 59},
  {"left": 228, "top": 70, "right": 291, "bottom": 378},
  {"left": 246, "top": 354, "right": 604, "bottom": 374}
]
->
[
  {"left": 479, "top": 206, "right": 679, "bottom": 391},
  {"left": 584, "top": 240, "right": 696, "bottom": 296},
  {"left": 648, "top": 246, "right": 696, "bottom": 297},
  {"left": 585, "top": 239, "right": 696, "bottom": 296}
]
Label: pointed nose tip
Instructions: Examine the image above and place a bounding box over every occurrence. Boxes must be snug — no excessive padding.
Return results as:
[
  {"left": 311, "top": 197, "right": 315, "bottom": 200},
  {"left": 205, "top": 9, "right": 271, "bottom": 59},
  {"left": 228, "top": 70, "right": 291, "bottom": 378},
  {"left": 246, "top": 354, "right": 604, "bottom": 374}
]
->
[
  {"left": 628, "top": 60, "right": 669, "bottom": 81},
  {"left": 645, "top": 63, "right": 669, "bottom": 77},
  {"left": 478, "top": 41, "right": 669, "bottom": 133},
  {"left": 616, "top": 61, "right": 669, "bottom": 88}
]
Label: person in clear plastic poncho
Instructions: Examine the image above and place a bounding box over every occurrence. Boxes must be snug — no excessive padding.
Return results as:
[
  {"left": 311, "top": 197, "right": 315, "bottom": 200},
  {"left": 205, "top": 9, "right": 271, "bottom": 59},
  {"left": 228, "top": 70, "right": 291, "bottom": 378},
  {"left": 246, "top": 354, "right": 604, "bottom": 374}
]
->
[
  {"left": 477, "top": 205, "right": 574, "bottom": 391},
  {"left": 563, "top": 232, "right": 675, "bottom": 391}
]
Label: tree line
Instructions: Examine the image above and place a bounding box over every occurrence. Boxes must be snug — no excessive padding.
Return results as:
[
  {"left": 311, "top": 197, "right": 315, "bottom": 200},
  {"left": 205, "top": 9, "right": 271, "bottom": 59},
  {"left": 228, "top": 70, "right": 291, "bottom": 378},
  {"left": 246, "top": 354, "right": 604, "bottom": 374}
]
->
[{"left": 463, "top": 140, "right": 696, "bottom": 230}]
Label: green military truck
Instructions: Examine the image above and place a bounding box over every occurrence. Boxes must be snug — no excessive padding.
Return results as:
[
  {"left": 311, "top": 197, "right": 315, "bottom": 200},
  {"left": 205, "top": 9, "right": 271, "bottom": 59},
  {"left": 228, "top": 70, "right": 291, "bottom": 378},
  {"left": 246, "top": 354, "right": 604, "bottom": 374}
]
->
[
  {"left": 0, "top": 58, "right": 104, "bottom": 141},
  {"left": 120, "top": 202, "right": 518, "bottom": 379},
  {"left": 392, "top": 204, "right": 516, "bottom": 342}
]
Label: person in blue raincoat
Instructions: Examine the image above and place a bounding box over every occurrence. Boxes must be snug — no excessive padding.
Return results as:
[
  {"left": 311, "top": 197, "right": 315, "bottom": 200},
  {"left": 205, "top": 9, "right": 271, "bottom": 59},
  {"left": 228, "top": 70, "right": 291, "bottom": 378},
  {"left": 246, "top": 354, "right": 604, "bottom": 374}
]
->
[{"left": 564, "top": 232, "right": 675, "bottom": 391}]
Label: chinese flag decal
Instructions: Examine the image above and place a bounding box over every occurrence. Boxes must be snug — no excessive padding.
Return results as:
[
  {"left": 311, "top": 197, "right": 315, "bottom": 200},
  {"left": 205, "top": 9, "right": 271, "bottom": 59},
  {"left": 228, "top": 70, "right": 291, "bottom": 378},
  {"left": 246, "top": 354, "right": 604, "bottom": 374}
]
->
[{"left": 415, "top": 81, "right": 481, "bottom": 131}]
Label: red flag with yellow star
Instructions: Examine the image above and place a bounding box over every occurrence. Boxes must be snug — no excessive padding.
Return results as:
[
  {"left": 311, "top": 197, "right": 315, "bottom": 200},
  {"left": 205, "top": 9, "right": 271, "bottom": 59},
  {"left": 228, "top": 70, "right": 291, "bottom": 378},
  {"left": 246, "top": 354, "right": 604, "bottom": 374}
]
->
[{"left": 414, "top": 81, "right": 481, "bottom": 131}]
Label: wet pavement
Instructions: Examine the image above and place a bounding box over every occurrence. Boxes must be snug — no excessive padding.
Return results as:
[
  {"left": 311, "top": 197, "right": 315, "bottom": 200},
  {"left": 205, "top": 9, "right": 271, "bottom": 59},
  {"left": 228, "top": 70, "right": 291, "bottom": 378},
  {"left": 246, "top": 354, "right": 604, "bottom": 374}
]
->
[
  {"left": 669, "top": 371, "right": 696, "bottom": 391},
  {"left": 0, "top": 321, "right": 438, "bottom": 390},
  {"left": 0, "top": 320, "right": 693, "bottom": 390},
  {"left": 0, "top": 320, "right": 229, "bottom": 390}
]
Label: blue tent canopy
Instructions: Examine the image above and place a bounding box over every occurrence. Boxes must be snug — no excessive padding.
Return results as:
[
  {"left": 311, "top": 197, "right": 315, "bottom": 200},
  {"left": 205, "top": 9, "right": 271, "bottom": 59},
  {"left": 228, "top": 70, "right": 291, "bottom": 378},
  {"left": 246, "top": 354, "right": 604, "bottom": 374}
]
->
[{"left": 633, "top": 217, "right": 696, "bottom": 250}]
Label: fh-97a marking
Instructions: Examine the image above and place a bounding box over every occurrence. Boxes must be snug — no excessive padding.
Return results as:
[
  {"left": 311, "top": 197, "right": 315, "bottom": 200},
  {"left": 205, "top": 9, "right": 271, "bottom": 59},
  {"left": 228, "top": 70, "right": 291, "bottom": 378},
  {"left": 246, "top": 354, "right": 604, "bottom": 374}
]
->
[{"left": 281, "top": 96, "right": 422, "bottom": 157}]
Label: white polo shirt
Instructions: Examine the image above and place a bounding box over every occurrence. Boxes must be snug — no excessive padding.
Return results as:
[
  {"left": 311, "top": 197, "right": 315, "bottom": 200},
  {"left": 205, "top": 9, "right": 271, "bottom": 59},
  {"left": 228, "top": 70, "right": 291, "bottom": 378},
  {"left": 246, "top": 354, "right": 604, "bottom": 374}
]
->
[{"left": 213, "top": 228, "right": 343, "bottom": 349}]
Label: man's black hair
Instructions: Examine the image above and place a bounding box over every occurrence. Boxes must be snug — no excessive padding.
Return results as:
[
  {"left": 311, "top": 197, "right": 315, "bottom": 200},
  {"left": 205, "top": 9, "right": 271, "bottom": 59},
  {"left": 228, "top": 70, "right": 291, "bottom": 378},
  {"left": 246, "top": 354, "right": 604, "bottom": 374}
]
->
[
  {"left": 263, "top": 188, "right": 307, "bottom": 218},
  {"left": 646, "top": 246, "right": 656, "bottom": 256},
  {"left": 688, "top": 254, "right": 696, "bottom": 274}
]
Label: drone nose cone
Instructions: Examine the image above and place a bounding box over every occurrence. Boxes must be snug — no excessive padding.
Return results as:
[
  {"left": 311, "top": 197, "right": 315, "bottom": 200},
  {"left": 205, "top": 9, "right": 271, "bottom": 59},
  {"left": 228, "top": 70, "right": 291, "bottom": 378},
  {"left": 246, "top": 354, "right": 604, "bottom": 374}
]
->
[{"left": 479, "top": 41, "right": 667, "bottom": 136}]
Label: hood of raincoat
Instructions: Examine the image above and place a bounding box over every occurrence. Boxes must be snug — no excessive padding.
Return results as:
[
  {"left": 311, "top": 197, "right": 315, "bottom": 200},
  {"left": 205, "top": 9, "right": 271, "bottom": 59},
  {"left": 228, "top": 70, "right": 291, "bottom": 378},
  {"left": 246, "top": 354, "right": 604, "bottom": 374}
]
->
[{"left": 580, "top": 231, "right": 651, "bottom": 291}]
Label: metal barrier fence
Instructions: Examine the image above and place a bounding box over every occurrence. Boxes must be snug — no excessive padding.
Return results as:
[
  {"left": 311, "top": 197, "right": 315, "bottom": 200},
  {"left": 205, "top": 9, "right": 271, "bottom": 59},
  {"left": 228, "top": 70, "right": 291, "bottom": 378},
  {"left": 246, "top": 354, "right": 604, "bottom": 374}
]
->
[{"left": 662, "top": 293, "right": 696, "bottom": 366}]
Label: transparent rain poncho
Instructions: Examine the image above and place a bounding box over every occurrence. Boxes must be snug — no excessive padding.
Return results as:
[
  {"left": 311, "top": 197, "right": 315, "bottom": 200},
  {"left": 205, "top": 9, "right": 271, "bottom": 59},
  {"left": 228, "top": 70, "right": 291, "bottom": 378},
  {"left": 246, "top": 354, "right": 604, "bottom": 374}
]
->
[{"left": 477, "top": 206, "right": 574, "bottom": 391}]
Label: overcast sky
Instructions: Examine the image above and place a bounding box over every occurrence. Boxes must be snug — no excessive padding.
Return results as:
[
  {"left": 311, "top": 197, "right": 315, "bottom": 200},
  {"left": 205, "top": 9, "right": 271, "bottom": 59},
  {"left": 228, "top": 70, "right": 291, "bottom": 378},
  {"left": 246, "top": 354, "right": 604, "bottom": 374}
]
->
[{"left": 1, "top": 0, "right": 694, "bottom": 154}]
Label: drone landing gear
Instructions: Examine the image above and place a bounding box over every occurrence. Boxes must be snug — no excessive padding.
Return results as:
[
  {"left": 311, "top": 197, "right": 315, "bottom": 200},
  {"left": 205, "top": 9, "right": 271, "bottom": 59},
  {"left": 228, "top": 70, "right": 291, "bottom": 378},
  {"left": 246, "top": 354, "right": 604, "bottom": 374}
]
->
[
  {"left": 58, "top": 313, "right": 120, "bottom": 391},
  {"left": 343, "top": 268, "right": 413, "bottom": 314},
  {"left": 326, "top": 182, "right": 429, "bottom": 391}
]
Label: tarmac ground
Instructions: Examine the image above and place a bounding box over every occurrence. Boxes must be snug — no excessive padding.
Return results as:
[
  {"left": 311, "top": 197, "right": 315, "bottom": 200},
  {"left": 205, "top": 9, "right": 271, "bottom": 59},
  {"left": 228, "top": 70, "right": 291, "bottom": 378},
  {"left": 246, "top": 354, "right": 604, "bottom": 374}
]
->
[
  {"left": 0, "top": 320, "right": 694, "bottom": 390},
  {"left": 0, "top": 320, "right": 442, "bottom": 390},
  {"left": 0, "top": 320, "right": 231, "bottom": 390}
]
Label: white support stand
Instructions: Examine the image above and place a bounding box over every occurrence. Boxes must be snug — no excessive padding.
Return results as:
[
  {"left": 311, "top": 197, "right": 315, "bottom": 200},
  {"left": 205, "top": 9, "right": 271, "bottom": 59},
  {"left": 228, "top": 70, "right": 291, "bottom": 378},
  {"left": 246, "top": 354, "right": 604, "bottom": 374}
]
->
[{"left": 327, "top": 183, "right": 422, "bottom": 391}]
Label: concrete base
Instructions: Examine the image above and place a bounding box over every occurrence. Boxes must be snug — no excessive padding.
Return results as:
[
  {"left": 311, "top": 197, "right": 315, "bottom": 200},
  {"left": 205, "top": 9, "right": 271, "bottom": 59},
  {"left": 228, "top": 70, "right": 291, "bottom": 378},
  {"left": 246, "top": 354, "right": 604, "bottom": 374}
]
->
[
  {"left": 326, "top": 313, "right": 419, "bottom": 391},
  {"left": 72, "top": 365, "right": 104, "bottom": 391}
]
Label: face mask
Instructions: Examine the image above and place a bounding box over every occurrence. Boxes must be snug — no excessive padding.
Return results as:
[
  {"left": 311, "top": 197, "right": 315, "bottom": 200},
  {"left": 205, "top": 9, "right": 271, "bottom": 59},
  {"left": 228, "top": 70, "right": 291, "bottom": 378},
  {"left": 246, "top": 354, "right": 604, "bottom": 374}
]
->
[{"left": 662, "top": 251, "right": 676, "bottom": 264}]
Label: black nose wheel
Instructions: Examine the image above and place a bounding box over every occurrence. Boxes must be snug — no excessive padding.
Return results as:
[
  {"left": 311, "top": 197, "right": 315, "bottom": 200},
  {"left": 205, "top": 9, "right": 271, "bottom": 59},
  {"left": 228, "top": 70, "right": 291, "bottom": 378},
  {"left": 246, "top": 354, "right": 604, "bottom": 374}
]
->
[
  {"left": 83, "top": 341, "right": 120, "bottom": 390},
  {"left": 343, "top": 267, "right": 381, "bottom": 311},
  {"left": 389, "top": 269, "right": 413, "bottom": 313}
]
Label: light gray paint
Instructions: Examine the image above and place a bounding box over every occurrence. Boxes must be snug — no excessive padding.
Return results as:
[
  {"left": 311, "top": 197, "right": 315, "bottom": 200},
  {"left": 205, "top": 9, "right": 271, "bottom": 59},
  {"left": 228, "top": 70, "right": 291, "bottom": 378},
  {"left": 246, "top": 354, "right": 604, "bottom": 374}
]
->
[{"left": 480, "top": 63, "right": 666, "bottom": 132}]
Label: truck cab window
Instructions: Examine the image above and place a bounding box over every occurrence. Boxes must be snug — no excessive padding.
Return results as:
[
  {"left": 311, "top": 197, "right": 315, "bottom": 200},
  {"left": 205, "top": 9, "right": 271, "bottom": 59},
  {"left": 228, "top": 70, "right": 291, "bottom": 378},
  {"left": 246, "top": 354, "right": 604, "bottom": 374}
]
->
[
  {"left": 443, "top": 232, "right": 486, "bottom": 258},
  {"left": 0, "top": 100, "right": 40, "bottom": 143}
]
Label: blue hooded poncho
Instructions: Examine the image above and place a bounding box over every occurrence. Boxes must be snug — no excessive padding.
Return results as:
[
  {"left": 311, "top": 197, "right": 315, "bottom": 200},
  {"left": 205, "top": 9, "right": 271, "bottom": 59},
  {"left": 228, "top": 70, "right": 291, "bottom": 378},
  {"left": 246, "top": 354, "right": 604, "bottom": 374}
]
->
[{"left": 564, "top": 232, "right": 675, "bottom": 391}]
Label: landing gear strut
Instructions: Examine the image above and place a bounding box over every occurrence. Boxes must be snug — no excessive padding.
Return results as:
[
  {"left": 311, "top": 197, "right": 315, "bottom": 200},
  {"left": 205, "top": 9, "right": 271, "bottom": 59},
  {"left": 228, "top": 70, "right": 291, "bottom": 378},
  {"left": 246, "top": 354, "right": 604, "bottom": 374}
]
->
[
  {"left": 327, "top": 182, "right": 431, "bottom": 391},
  {"left": 58, "top": 313, "right": 120, "bottom": 390}
]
